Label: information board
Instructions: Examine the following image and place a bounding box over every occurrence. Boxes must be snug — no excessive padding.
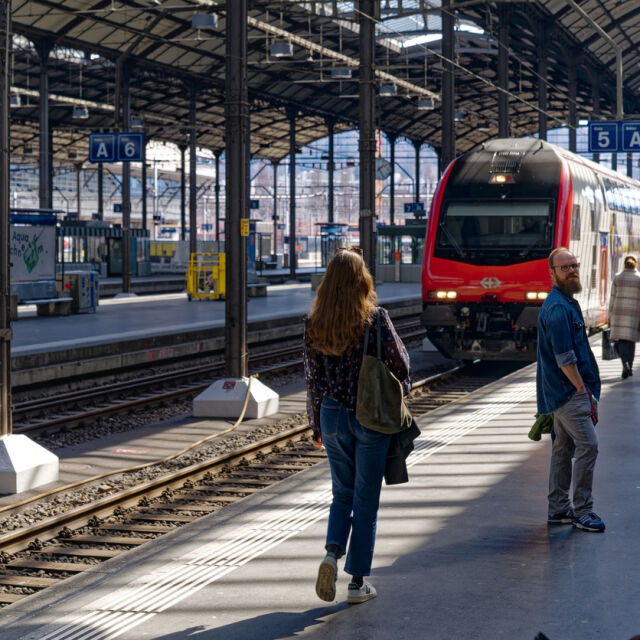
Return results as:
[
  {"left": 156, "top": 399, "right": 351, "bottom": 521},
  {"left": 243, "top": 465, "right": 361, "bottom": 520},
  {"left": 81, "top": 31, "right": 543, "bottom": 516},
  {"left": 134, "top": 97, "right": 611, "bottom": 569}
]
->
[
  {"left": 588, "top": 121, "right": 640, "bottom": 153},
  {"left": 89, "top": 132, "right": 145, "bottom": 163}
]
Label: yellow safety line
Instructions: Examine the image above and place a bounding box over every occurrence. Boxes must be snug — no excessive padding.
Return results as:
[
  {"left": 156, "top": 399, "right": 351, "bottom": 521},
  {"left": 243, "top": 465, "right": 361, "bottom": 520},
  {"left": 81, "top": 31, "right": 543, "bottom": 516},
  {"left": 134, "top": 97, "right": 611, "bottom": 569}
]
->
[{"left": 0, "top": 375, "right": 257, "bottom": 515}]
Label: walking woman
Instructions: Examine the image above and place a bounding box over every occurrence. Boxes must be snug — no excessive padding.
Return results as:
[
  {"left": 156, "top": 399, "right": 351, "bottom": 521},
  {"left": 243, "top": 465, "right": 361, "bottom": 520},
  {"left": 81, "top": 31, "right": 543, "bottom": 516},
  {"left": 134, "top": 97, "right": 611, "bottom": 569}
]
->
[
  {"left": 303, "top": 248, "right": 410, "bottom": 604},
  {"left": 609, "top": 255, "right": 640, "bottom": 378}
]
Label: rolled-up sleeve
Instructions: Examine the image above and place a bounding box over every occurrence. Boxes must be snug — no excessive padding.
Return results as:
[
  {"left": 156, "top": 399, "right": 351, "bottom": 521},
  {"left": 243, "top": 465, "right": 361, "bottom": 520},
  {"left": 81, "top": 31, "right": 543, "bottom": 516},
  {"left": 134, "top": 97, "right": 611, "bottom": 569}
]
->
[{"left": 545, "top": 304, "right": 577, "bottom": 367}]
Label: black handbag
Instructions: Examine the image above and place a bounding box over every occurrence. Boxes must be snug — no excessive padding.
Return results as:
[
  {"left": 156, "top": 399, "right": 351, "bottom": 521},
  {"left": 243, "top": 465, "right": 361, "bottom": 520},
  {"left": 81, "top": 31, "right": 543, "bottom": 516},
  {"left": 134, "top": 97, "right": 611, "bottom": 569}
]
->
[
  {"left": 602, "top": 328, "right": 617, "bottom": 360},
  {"left": 356, "top": 308, "right": 412, "bottom": 434}
]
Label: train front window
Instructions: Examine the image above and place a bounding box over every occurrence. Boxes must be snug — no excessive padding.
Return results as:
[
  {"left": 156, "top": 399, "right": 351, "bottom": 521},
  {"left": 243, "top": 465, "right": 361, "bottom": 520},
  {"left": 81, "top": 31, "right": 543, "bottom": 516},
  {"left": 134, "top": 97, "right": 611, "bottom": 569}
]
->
[{"left": 435, "top": 201, "right": 553, "bottom": 264}]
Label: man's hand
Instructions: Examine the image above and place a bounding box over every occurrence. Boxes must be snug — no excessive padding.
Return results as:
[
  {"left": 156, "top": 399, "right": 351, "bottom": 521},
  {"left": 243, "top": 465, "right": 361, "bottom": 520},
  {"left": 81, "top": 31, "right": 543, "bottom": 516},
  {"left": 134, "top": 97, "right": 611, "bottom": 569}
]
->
[{"left": 560, "top": 362, "right": 586, "bottom": 393}]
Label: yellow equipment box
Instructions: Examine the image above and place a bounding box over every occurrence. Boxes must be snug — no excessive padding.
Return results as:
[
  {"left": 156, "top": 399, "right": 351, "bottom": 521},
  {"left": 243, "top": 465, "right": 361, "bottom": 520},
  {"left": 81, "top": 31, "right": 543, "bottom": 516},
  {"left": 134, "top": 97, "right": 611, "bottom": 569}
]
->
[{"left": 186, "top": 252, "right": 226, "bottom": 300}]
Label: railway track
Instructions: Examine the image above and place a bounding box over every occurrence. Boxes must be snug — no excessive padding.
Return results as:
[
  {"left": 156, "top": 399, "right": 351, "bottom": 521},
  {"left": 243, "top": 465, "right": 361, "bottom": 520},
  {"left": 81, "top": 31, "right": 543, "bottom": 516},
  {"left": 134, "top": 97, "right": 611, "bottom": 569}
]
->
[
  {"left": 13, "top": 321, "right": 426, "bottom": 437},
  {"left": 0, "top": 361, "right": 515, "bottom": 607}
]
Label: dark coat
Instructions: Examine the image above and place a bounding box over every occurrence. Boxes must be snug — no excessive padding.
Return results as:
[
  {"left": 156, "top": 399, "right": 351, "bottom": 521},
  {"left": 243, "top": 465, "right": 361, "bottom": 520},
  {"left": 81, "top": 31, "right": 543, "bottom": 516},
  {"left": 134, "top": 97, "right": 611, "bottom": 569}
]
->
[{"left": 384, "top": 419, "right": 421, "bottom": 485}]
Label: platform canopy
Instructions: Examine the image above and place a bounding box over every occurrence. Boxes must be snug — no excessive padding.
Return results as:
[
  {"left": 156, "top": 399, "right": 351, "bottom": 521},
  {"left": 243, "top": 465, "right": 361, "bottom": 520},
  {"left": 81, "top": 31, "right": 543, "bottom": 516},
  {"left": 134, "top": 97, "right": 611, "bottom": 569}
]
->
[{"left": 7, "top": 1, "right": 640, "bottom": 164}]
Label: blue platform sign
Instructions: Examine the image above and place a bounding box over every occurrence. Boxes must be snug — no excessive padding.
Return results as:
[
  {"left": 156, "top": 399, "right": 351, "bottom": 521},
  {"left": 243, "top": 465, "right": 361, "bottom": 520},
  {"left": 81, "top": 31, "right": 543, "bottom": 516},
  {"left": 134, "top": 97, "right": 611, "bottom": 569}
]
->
[
  {"left": 250, "top": 199, "right": 260, "bottom": 210},
  {"left": 89, "top": 134, "right": 116, "bottom": 162},
  {"left": 404, "top": 202, "right": 425, "bottom": 215},
  {"left": 588, "top": 122, "right": 618, "bottom": 152},
  {"left": 89, "top": 132, "right": 144, "bottom": 163},
  {"left": 621, "top": 123, "right": 640, "bottom": 152}
]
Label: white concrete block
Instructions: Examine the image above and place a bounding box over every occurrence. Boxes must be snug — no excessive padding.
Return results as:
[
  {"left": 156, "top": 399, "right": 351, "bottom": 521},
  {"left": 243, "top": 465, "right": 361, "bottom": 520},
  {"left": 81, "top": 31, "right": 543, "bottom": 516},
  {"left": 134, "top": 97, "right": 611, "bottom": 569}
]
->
[
  {"left": 422, "top": 337, "right": 439, "bottom": 352},
  {"left": 193, "top": 377, "right": 279, "bottom": 420},
  {"left": 0, "top": 434, "right": 59, "bottom": 494}
]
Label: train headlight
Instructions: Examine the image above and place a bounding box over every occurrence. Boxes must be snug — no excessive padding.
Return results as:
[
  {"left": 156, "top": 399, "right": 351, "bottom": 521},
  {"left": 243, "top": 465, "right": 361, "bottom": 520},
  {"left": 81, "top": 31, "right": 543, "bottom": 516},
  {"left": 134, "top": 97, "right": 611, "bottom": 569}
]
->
[
  {"left": 526, "top": 291, "right": 548, "bottom": 301},
  {"left": 490, "top": 173, "right": 515, "bottom": 184},
  {"left": 428, "top": 290, "right": 458, "bottom": 300}
]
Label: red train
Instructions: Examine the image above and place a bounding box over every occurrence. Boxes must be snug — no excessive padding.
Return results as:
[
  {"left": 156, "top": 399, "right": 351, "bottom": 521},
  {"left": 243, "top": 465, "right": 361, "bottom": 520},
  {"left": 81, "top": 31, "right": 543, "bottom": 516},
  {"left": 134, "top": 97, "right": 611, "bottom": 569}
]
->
[{"left": 421, "top": 138, "right": 640, "bottom": 361}]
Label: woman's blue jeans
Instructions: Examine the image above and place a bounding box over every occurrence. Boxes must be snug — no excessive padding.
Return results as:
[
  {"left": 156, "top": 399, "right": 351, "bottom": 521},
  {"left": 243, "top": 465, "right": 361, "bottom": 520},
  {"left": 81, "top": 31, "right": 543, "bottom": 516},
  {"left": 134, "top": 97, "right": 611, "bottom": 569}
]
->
[{"left": 320, "top": 397, "right": 391, "bottom": 577}]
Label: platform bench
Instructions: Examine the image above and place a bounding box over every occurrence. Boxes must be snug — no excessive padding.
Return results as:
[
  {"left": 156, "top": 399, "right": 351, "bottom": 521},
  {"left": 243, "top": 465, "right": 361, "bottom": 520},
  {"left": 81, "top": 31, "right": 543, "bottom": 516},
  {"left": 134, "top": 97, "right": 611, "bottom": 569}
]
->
[
  {"left": 247, "top": 282, "right": 268, "bottom": 298},
  {"left": 29, "top": 297, "right": 74, "bottom": 317}
]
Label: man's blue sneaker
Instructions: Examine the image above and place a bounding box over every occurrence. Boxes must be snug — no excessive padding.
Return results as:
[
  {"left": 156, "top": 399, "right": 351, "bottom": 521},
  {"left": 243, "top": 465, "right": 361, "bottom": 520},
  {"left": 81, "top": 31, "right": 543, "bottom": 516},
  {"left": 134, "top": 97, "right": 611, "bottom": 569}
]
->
[
  {"left": 573, "top": 511, "right": 605, "bottom": 532},
  {"left": 547, "top": 509, "right": 574, "bottom": 525}
]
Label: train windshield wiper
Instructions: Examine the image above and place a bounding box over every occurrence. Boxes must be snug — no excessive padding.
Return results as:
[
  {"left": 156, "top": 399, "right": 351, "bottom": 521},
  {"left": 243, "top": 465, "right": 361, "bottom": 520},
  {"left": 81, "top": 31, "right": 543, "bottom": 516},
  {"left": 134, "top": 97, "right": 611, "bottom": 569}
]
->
[{"left": 439, "top": 223, "right": 466, "bottom": 258}]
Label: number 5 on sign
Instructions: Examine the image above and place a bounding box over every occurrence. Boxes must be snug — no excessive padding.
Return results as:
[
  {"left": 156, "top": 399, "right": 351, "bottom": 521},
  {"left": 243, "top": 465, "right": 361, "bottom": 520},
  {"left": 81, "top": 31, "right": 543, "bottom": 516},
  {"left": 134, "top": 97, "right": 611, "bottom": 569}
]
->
[
  {"left": 241, "top": 219, "right": 250, "bottom": 236},
  {"left": 588, "top": 122, "right": 618, "bottom": 152}
]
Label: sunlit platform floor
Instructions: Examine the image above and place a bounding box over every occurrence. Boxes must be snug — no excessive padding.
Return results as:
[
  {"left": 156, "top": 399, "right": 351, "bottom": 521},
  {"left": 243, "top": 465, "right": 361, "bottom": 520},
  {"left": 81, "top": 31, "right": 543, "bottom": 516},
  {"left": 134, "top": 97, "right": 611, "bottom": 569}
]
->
[{"left": 1, "top": 341, "right": 639, "bottom": 640}]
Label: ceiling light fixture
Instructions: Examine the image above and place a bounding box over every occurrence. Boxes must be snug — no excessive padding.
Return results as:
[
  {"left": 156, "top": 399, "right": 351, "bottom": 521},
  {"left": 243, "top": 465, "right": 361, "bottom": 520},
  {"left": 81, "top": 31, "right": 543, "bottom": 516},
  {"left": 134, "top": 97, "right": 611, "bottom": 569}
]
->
[
  {"left": 379, "top": 84, "right": 397, "bottom": 97},
  {"left": 270, "top": 42, "right": 293, "bottom": 57}
]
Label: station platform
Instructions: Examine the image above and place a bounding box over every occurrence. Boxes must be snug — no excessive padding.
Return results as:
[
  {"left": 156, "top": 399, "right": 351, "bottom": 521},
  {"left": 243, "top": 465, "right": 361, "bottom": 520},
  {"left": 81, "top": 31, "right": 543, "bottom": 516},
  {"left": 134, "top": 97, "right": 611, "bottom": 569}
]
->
[
  {"left": 1, "top": 343, "right": 637, "bottom": 640},
  {"left": 12, "top": 281, "right": 421, "bottom": 356}
]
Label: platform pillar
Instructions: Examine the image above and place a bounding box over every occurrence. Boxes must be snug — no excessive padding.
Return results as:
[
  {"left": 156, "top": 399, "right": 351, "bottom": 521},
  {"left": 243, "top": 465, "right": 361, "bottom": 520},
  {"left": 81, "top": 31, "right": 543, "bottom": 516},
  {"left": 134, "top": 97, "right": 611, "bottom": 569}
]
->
[
  {"left": 215, "top": 149, "right": 222, "bottom": 242},
  {"left": 497, "top": 4, "right": 510, "bottom": 138},
  {"left": 189, "top": 85, "right": 198, "bottom": 258},
  {"left": 117, "top": 59, "right": 132, "bottom": 295},
  {"left": 271, "top": 159, "right": 279, "bottom": 259},
  {"left": 36, "top": 39, "right": 53, "bottom": 210},
  {"left": 537, "top": 27, "right": 548, "bottom": 141},
  {"left": 141, "top": 139, "right": 147, "bottom": 231},
  {"left": 326, "top": 117, "right": 335, "bottom": 224},
  {"left": 568, "top": 58, "right": 577, "bottom": 153},
  {"left": 1, "top": 3, "right": 59, "bottom": 493},
  {"left": 359, "top": 0, "right": 376, "bottom": 278},
  {"left": 413, "top": 139, "right": 422, "bottom": 204},
  {"left": 591, "top": 76, "right": 600, "bottom": 163},
  {"left": 225, "top": 0, "right": 249, "bottom": 380},
  {"left": 441, "top": 1, "right": 455, "bottom": 170},
  {"left": 287, "top": 106, "right": 297, "bottom": 281},
  {"left": 388, "top": 133, "right": 397, "bottom": 225},
  {"left": 179, "top": 143, "right": 186, "bottom": 240},
  {"left": 97, "top": 163, "right": 104, "bottom": 220}
]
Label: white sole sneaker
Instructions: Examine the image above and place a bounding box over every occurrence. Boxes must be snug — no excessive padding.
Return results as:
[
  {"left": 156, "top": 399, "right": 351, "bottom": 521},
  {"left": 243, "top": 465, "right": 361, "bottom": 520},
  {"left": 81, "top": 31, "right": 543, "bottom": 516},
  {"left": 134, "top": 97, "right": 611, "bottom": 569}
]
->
[
  {"left": 315, "top": 555, "right": 337, "bottom": 602},
  {"left": 347, "top": 581, "right": 377, "bottom": 604}
]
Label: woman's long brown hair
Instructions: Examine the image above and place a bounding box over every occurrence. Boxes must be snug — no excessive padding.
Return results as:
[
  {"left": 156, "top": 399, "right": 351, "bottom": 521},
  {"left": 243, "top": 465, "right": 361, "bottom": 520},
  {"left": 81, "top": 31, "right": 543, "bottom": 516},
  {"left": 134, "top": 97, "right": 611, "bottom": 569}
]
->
[{"left": 306, "top": 248, "right": 377, "bottom": 355}]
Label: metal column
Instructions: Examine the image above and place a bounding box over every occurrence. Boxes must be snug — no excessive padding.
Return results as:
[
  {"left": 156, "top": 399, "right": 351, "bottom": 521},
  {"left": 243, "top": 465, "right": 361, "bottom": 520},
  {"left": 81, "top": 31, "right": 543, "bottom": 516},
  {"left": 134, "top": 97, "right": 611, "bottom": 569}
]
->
[
  {"left": 224, "top": 0, "right": 249, "bottom": 379},
  {"left": 0, "top": 0, "right": 11, "bottom": 437},
  {"left": 97, "top": 163, "right": 104, "bottom": 220},
  {"left": 37, "top": 40, "right": 52, "bottom": 210},
  {"left": 498, "top": 5, "right": 510, "bottom": 138},
  {"left": 288, "top": 106, "right": 297, "bottom": 281},
  {"left": 441, "top": 2, "right": 455, "bottom": 170},
  {"left": 627, "top": 153, "right": 633, "bottom": 178},
  {"left": 189, "top": 86, "right": 197, "bottom": 258},
  {"left": 179, "top": 144, "right": 186, "bottom": 240},
  {"left": 537, "top": 29, "right": 547, "bottom": 140},
  {"left": 388, "top": 133, "right": 396, "bottom": 225},
  {"left": 272, "top": 160, "right": 278, "bottom": 259},
  {"left": 358, "top": 0, "right": 376, "bottom": 277},
  {"left": 568, "top": 59, "right": 577, "bottom": 153},
  {"left": 413, "top": 139, "right": 421, "bottom": 203},
  {"left": 592, "top": 78, "right": 600, "bottom": 163},
  {"left": 215, "top": 150, "right": 222, "bottom": 242},
  {"left": 141, "top": 141, "right": 147, "bottom": 231},
  {"left": 118, "top": 60, "right": 131, "bottom": 294},
  {"left": 76, "top": 163, "right": 81, "bottom": 217},
  {"left": 326, "top": 118, "right": 335, "bottom": 224}
]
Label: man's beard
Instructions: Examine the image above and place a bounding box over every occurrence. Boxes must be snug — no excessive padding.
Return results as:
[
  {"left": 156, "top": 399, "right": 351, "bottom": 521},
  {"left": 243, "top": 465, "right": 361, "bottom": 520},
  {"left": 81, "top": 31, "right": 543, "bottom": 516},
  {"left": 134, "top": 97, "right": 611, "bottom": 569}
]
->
[{"left": 556, "top": 275, "right": 582, "bottom": 295}]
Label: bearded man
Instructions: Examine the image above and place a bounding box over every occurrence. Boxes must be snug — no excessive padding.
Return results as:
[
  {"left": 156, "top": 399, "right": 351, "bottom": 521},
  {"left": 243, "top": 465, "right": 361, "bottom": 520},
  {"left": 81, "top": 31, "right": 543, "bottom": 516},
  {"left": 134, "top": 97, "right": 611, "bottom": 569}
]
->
[{"left": 536, "top": 247, "right": 604, "bottom": 532}]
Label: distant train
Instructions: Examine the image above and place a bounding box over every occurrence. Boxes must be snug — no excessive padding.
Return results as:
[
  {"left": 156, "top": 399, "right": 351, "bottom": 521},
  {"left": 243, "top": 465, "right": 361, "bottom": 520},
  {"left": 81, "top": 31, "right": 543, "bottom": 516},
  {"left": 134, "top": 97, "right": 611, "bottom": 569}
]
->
[{"left": 421, "top": 138, "right": 640, "bottom": 361}]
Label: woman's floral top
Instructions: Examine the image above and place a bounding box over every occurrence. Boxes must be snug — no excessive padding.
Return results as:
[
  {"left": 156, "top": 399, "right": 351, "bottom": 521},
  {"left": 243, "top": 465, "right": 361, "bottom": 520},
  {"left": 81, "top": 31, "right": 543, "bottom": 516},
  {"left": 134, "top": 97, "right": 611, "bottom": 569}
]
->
[{"left": 303, "top": 306, "right": 410, "bottom": 438}]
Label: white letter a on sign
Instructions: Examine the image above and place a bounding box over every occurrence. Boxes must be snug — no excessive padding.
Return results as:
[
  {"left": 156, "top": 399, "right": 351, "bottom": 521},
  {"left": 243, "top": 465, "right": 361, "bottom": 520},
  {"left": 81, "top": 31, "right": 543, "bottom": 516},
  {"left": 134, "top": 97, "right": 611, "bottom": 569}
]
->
[
  {"left": 630, "top": 131, "right": 640, "bottom": 149},
  {"left": 96, "top": 143, "right": 109, "bottom": 158}
]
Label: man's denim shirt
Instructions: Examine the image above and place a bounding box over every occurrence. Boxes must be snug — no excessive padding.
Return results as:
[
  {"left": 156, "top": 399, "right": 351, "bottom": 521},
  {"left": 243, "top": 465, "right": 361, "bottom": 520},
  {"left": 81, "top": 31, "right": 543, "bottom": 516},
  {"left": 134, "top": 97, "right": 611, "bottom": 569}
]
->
[{"left": 536, "top": 285, "right": 600, "bottom": 415}]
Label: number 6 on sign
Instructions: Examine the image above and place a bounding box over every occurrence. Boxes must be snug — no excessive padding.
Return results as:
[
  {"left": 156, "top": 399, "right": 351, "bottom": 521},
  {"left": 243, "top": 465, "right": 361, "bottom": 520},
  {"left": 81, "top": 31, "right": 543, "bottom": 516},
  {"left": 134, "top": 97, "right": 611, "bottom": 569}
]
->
[{"left": 117, "top": 133, "right": 144, "bottom": 162}]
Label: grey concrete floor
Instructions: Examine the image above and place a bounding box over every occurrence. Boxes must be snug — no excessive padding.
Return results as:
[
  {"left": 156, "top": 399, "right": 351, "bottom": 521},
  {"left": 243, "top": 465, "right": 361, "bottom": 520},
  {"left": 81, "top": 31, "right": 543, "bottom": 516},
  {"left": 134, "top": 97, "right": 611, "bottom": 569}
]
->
[{"left": 1, "top": 351, "right": 638, "bottom": 640}]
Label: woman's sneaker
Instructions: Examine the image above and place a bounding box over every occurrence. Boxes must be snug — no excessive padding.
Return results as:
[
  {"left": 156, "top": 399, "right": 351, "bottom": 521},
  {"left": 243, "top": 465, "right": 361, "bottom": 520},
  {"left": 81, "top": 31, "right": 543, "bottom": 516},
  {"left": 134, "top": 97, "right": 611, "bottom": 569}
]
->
[
  {"left": 315, "top": 554, "right": 337, "bottom": 602},
  {"left": 347, "top": 580, "right": 377, "bottom": 604},
  {"left": 573, "top": 511, "right": 605, "bottom": 532}
]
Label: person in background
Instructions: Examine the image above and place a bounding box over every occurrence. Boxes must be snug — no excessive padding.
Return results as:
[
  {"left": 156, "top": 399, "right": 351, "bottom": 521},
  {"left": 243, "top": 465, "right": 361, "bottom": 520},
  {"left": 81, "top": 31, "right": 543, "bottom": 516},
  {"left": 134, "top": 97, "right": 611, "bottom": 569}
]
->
[
  {"left": 303, "top": 247, "right": 410, "bottom": 605},
  {"left": 536, "top": 247, "right": 604, "bottom": 532},
  {"left": 608, "top": 255, "right": 640, "bottom": 379}
]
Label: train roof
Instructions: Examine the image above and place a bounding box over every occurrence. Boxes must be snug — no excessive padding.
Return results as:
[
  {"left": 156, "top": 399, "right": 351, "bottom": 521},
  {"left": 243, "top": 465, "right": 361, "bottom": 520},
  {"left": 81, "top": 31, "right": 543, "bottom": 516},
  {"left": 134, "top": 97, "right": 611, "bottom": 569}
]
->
[{"left": 466, "top": 138, "right": 640, "bottom": 190}]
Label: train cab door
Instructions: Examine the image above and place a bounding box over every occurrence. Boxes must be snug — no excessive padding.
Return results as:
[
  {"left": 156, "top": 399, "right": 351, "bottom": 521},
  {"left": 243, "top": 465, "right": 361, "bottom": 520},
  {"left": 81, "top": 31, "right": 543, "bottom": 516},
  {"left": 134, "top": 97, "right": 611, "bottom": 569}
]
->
[{"left": 599, "top": 232, "right": 608, "bottom": 308}]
